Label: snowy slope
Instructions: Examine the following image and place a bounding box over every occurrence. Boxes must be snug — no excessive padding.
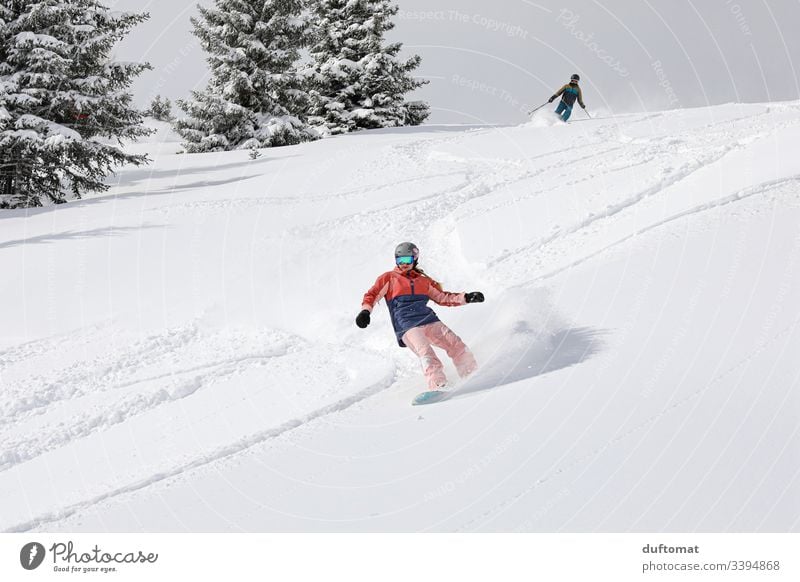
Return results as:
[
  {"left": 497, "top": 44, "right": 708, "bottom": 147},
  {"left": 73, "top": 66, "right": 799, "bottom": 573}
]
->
[{"left": 1, "top": 103, "right": 799, "bottom": 532}]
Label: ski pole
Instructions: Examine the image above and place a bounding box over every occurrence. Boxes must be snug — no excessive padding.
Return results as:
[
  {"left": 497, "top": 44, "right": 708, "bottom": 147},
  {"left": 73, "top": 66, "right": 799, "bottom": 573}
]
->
[
  {"left": 583, "top": 107, "right": 591, "bottom": 119},
  {"left": 527, "top": 102, "right": 549, "bottom": 115}
]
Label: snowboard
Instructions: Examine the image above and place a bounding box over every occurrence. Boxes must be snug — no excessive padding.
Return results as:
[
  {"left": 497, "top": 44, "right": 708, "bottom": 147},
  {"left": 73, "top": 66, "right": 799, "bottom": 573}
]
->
[{"left": 412, "top": 390, "right": 450, "bottom": 406}]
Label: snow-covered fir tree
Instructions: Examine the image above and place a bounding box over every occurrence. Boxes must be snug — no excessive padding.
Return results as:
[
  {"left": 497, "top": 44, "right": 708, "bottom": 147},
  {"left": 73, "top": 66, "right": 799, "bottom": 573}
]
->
[
  {"left": 0, "top": 1, "right": 152, "bottom": 208},
  {"left": 147, "top": 95, "right": 173, "bottom": 121},
  {"left": 306, "top": 0, "right": 429, "bottom": 135},
  {"left": 175, "top": 0, "right": 317, "bottom": 153}
]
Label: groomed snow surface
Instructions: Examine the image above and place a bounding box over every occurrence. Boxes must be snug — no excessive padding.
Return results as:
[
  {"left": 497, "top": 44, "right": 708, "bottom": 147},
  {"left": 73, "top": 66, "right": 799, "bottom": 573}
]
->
[{"left": 1, "top": 104, "right": 799, "bottom": 532}]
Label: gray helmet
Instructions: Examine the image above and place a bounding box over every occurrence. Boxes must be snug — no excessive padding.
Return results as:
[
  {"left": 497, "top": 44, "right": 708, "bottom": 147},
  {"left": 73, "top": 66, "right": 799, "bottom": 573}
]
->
[
  {"left": 570, "top": 73, "right": 580, "bottom": 82},
  {"left": 395, "top": 242, "right": 419, "bottom": 259}
]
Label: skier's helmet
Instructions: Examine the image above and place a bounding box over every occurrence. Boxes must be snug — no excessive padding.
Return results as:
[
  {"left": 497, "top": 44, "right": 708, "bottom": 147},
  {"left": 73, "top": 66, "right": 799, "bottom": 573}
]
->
[
  {"left": 395, "top": 242, "right": 419, "bottom": 261},
  {"left": 570, "top": 73, "right": 580, "bottom": 82}
]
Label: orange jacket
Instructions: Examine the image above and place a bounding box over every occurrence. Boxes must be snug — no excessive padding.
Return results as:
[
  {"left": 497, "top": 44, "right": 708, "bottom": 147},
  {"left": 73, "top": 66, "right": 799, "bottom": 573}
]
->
[{"left": 361, "top": 267, "right": 466, "bottom": 346}]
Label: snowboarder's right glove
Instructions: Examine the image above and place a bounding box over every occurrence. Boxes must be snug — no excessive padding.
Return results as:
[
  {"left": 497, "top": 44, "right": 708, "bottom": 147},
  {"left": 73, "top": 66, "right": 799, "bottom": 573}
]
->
[
  {"left": 355, "top": 309, "right": 371, "bottom": 328},
  {"left": 465, "top": 292, "right": 485, "bottom": 303}
]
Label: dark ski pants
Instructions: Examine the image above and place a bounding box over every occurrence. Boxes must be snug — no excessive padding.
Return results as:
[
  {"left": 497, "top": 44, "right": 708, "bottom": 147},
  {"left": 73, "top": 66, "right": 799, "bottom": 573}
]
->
[{"left": 555, "top": 101, "right": 573, "bottom": 122}]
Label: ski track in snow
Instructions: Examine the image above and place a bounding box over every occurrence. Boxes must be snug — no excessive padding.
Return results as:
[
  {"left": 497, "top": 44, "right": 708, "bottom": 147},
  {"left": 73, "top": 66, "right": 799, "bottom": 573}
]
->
[
  {"left": 6, "top": 369, "right": 398, "bottom": 533},
  {"left": 154, "top": 169, "right": 472, "bottom": 215},
  {"left": 0, "top": 323, "right": 107, "bottom": 367},
  {"left": 289, "top": 107, "right": 793, "bottom": 270},
  {"left": 531, "top": 177, "right": 800, "bottom": 284},
  {"left": 488, "top": 112, "right": 798, "bottom": 272},
  {"left": 0, "top": 323, "right": 301, "bottom": 472}
]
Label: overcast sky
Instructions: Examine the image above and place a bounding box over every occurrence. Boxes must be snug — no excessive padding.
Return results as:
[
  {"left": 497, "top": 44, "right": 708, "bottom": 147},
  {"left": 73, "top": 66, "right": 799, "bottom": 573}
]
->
[{"left": 107, "top": 0, "right": 800, "bottom": 124}]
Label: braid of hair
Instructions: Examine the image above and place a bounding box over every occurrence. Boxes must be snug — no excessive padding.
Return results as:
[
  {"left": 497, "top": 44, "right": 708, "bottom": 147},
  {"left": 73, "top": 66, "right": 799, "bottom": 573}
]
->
[{"left": 413, "top": 265, "right": 443, "bottom": 291}]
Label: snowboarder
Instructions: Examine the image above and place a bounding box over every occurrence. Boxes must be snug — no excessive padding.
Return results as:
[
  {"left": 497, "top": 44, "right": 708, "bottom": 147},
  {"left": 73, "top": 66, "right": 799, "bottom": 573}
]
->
[
  {"left": 549, "top": 74, "right": 586, "bottom": 122},
  {"left": 355, "top": 242, "right": 484, "bottom": 398}
]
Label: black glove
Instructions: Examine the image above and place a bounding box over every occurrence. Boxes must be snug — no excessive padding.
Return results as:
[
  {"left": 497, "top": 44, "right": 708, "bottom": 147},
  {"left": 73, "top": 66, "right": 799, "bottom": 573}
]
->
[
  {"left": 465, "top": 292, "right": 484, "bottom": 303},
  {"left": 548, "top": 96, "right": 555, "bottom": 103},
  {"left": 355, "top": 309, "right": 371, "bottom": 328},
  {"left": 581, "top": 103, "right": 586, "bottom": 109}
]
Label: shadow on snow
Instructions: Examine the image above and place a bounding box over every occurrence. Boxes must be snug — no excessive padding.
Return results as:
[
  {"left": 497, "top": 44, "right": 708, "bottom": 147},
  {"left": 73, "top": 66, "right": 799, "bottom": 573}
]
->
[{"left": 452, "top": 325, "right": 605, "bottom": 399}]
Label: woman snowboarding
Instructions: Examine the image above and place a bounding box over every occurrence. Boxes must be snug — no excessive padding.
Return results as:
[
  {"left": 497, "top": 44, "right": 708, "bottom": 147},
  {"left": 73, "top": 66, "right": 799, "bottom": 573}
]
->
[{"left": 355, "top": 242, "right": 485, "bottom": 404}]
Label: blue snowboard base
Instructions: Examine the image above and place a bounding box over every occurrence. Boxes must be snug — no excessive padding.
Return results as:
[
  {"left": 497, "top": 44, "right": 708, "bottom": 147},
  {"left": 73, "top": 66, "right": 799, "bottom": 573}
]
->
[{"left": 412, "top": 390, "right": 450, "bottom": 406}]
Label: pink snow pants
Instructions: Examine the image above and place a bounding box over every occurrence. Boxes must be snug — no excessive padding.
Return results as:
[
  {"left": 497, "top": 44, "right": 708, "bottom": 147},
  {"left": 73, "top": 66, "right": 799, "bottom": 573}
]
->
[{"left": 402, "top": 322, "right": 477, "bottom": 390}]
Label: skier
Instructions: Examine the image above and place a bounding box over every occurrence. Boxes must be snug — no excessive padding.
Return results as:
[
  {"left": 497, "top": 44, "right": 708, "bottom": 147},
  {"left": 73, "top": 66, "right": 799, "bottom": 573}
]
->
[
  {"left": 548, "top": 74, "right": 586, "bottom": 122},
  {"left": 355, "top": 242, "right": 485, "bottom": 402}
]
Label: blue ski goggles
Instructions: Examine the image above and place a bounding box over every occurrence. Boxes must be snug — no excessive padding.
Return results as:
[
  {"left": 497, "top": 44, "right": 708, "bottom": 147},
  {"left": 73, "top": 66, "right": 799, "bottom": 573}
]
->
[{"left": 396, "top": 255, "right": 415, "bottom": 265}]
